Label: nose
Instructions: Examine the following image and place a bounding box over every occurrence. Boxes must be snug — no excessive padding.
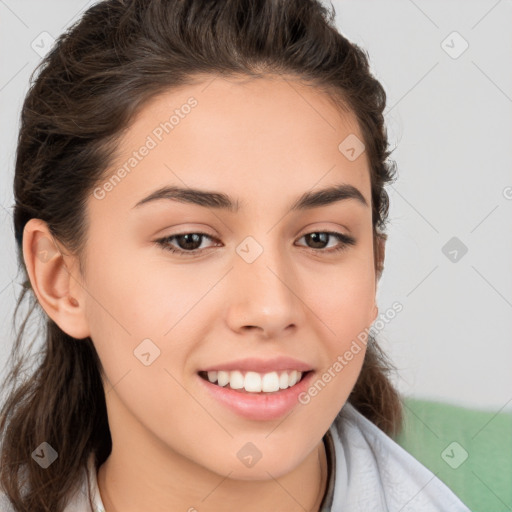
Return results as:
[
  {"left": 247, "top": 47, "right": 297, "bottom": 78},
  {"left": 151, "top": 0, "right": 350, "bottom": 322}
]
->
[{"left": 225, "top": 241, "right": 302, "bottom": 339}]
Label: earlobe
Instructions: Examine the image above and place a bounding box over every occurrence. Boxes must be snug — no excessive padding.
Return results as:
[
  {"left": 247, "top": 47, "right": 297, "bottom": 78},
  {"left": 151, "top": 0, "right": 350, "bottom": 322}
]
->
[{"left": 22, "top": 218, "right": 90, "bottom": 340}]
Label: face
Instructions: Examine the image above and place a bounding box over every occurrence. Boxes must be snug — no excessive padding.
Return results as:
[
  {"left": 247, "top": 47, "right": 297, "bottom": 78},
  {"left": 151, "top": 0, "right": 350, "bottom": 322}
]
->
[{"left": 35, "top": 75, "right": 380, "bottom": 482}]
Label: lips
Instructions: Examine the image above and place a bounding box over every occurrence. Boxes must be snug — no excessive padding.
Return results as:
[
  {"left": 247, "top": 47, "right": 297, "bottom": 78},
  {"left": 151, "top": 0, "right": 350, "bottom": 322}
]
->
[
  {"left": 197, "top": 367, "right": 316, "bottom": 421},
  {"left": 196, "top": 356, "right": 315, "bottom": 419},
  {"left": 199, "top": 356, "right": 314, "bottom": 374}
]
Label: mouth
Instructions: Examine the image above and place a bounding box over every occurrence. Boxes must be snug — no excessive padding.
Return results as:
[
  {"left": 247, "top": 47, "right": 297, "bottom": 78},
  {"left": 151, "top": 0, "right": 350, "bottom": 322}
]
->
[
  {"left": 198, "top": 369, "right": 312, "bottom": 394},
  {"left": 197, "top": 365, "right": 316, "bottom": 421}
]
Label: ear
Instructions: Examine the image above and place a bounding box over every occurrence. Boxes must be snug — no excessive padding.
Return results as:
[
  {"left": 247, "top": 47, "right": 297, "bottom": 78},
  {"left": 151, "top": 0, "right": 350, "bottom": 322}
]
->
[
  {"left": 22, "top": 218, "right": 91, "bottom": 339},
  {"left": 370, "top": 232, "right": 386, "bottom": 323},
  {"left": 370, "top": 303, "right": 379, "bottom": 324},
  {"left": 374, "top": 232, "right": 386, "bottom": 283}
]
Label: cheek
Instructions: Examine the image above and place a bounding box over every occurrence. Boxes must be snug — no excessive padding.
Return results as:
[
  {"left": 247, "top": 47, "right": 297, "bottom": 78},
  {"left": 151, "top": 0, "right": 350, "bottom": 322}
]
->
[
  {"left": 298, "top": 252, "right": 375, "bottom": 411},
  {"left": 304, "top": 254, "right": 376, "bottom": 339},
  {"left": 298, "top": 260, "right": 374, "bottom": 420},
  {"left": 83, "top": 249, "right": 216, "bottom": 401},
  {"left": 84, "top": 245, "right": 189, "bottom": 337}
]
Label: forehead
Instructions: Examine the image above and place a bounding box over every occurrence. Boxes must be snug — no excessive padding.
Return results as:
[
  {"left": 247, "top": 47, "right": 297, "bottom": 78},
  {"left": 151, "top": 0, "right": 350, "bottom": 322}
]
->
[{"left": 91, "top": 75, "right": 371, "bottom": 215}]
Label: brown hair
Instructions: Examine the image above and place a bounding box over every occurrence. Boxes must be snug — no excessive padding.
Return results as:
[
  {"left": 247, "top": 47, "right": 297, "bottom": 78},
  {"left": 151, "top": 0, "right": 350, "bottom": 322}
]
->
[{"left": 1, "top": 0, "right": 402, "bottom": 510}]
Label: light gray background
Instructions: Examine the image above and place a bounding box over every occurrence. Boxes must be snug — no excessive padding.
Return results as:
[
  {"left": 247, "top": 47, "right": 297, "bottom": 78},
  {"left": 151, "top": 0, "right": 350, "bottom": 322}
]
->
[{"left": 1, "top": 0, "right": 511, "bottom": 412}]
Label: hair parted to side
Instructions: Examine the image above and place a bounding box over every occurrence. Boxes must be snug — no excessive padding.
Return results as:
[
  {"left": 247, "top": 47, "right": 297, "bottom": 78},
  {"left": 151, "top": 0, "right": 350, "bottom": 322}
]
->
[{"left": 1, "top": 0, "right": 401, "bottom": 509}]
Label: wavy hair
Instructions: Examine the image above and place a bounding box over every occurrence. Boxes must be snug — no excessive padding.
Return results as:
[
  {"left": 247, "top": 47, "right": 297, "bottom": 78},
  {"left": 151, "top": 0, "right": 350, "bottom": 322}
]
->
[{"left": 0, "top": 0, "right": 401, "bottom": 510}]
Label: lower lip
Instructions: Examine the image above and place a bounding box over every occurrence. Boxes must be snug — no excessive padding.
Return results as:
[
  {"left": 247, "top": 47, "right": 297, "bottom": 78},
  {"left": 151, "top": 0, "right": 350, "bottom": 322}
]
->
[{"left": 197, "top": 371, "right": 315, "bottom": 421}]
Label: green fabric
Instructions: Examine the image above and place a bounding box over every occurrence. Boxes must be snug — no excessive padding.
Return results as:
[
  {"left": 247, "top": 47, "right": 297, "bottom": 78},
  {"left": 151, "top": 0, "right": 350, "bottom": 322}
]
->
[{"left": 394, "top": 397, "right": 512, "bottom": 512}]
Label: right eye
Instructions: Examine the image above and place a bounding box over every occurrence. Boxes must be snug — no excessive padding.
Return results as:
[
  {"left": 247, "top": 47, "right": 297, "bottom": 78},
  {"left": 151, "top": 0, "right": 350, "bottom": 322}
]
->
[{"left": 154, "top": 232, "right": 220, "bottom": 257}]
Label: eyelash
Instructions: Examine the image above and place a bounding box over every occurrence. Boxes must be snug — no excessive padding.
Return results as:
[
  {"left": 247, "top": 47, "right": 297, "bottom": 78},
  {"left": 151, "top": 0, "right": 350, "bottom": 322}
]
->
[{"left": 154, "top": 231, "right": 356, "bottom": 257}]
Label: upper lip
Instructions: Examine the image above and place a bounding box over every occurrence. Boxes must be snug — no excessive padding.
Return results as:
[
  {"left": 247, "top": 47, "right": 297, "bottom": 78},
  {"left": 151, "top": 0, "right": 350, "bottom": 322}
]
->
[{"left": 200, "top": 356, "right": 314, "bottom": 374}]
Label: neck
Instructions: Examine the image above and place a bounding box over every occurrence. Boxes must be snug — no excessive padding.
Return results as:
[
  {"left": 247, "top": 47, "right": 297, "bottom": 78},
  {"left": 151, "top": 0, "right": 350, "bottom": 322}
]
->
[{"left": 97, "top": 436, "right": 328, "bottom": 512}]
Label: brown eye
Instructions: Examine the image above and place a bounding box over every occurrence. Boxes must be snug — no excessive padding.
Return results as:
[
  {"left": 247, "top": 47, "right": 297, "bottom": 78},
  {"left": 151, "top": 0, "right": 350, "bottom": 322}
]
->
[
  {"left": 296, "top": 231, "right": 356, "bottom": 253},
  {"left": 155, "top": 232, "right": 219, "bottom": 256}
]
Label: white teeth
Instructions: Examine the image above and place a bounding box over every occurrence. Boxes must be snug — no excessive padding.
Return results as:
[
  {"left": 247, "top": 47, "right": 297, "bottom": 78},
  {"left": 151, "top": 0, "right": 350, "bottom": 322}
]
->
[
  {"left": 244, "top": 371, "right": 262, "bottom": 392},
  {"left": 229, "top": 370, "right": 244, "bottom": 390},
  {"left": 217, "top": 370, "right": 229, "bottom": 387},
  {"left": 261, "top": 372, "right": 280, "bottom": 392},
  {"left": 205, "top": 369, "right": 304, "bottom": 393}
]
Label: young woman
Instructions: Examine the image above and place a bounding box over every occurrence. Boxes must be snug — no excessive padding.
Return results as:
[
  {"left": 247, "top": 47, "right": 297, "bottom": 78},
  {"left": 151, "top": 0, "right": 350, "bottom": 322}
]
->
[{"left": 0, "top": 0, "right": 471, "bottom": 510}]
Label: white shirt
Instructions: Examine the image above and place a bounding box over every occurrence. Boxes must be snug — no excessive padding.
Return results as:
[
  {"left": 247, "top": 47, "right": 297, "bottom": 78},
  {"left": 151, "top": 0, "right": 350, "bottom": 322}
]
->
[{"left": 0, "top": 402, "right": 471, "bottom": 511}]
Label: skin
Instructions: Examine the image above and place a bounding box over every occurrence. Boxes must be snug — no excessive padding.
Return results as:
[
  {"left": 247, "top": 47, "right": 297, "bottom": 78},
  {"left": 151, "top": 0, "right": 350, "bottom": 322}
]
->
[{"left": 23, "top": 74, "right": 384, "bottom": 512}]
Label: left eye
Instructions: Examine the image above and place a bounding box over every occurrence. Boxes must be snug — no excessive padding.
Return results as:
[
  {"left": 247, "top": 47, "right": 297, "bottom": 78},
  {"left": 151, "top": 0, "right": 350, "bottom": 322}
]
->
[{"left": 154, "top": 231, "right": 356, "bottom": 257}]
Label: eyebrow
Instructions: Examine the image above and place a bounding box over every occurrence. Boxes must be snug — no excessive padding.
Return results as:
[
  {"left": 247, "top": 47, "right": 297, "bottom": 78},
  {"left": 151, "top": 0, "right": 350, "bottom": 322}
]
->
[{"left": 132, "top": 183, "right": 369, "bottom": 212}]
